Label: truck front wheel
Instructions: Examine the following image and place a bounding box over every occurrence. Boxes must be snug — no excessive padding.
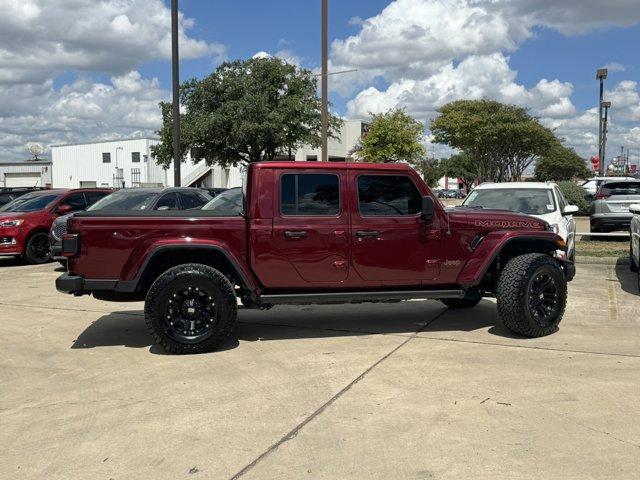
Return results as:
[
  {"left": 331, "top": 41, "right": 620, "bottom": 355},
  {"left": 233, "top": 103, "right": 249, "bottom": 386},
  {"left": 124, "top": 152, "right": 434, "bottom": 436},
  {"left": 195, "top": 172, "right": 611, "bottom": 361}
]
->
[
  {"left": 496, "top": 253, "right": 567, "bottom": 338},
  {"left": 144, "top": 263, "right": 237, "bottom": 354}
]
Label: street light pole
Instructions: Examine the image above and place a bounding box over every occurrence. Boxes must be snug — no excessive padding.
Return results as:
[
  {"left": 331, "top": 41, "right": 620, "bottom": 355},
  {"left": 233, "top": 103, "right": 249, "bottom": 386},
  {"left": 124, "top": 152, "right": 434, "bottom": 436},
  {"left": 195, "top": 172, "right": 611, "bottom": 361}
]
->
[
  {"left": 596, "top": 68, "right": 608, "bottom": 176},
  {"left": 171, "top": 0, "right": 182, "bottom": 186},
  {"left": 321, "top": 0, "right": 328, "bottom": 162},
  {"left": 602, "top": 100, "right": 611, "bottom": 173}
]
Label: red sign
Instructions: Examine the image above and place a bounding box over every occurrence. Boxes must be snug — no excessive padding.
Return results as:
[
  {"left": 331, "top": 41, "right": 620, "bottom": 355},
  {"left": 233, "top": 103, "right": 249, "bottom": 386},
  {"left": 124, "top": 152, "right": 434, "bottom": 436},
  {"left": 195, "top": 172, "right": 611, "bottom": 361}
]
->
[{"left": 590, "top": 156, "right": 600, "bottom": 171}]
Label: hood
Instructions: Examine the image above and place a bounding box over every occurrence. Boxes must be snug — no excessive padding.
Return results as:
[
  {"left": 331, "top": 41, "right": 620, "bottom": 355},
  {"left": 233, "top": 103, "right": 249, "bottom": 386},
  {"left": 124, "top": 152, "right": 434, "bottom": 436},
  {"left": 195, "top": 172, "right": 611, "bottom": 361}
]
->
[{"left": 448, "top": 206, "right": 549, "bottom": 232}]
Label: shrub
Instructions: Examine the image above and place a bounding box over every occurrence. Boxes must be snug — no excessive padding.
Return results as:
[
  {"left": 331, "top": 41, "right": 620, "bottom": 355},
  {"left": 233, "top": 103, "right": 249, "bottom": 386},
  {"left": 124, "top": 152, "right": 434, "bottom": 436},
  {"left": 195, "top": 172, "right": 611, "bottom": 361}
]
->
[{"left": 557, "top": 181, "right": 589, "bottom": 215}]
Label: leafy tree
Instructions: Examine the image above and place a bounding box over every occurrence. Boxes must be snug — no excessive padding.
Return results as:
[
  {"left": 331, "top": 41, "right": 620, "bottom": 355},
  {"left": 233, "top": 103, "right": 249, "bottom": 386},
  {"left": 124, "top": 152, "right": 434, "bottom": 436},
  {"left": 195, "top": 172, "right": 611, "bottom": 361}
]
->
[
  {"left": 534, "top": 145, "right": 590, "bottom": 181},
  {"left": 438, "top": 153, "right": 478, "bottom": 191},
  {"left": 413, "top": 158, "right": 441, "bottom": 188},
  {"left": 430, "top": 99, "right": 557, "bottom": 182},
  {"left": 352, "top": 108, "right": 426, "bottom": 163},
  {"left": 152, "top": 57, "right": 342, "bottom": 167},
  {"left": 557, "top": 181, "right": 589, "bottom": 215}
]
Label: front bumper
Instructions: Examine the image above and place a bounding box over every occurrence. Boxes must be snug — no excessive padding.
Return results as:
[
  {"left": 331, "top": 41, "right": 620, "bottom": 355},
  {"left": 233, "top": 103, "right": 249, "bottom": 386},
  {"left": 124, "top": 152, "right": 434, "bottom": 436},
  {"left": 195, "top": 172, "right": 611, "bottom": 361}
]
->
[
  {"left": 590, "top": 213, "right": 632, "bottom": 231},
  {"left": 0, "top": 236, "right": 21, "bottom": 256}
]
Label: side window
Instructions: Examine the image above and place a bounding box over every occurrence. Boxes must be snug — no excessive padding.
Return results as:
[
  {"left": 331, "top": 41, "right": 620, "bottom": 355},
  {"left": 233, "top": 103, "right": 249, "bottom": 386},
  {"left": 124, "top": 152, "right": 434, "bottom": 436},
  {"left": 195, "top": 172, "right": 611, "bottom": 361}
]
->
[
  {"left": 357, "top": 175, "right": 421, "bottom": 216},
  {"left": 154, "top": 193, "right": 179, "bottom": 210},
  {"left": 280, "top": 173, "right": 340, "bottom": 216},
  {"left": 178, "top": 192, "right": 207, "bottom": 210},
  {"left": 85, "top": 191, "right": 110, "bottom": 206},
  {"left": 62, "top": 192, "right": 88, "bottom": 211}
]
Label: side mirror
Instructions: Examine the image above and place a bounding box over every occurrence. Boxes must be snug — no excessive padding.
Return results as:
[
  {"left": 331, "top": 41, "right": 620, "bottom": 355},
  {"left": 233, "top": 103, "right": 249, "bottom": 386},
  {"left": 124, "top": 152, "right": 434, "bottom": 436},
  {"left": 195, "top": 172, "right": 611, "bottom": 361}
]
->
[
  {"left": 421, "top": 196, "right": 435, "bottom": 221},
  {"left": 57, "top": 204, "right": 73, "bottom": 215},
  {"left": 630, "top": 204, "right": 640, "bottom": 215},
  {"left": 563, "top": 205, "right": 579, "bottom": 216}
]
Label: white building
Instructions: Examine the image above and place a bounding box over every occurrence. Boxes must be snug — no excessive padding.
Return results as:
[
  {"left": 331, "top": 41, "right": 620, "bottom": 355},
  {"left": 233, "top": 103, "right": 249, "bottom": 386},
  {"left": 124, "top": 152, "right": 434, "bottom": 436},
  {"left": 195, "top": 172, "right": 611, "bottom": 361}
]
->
[
  {"left": 0, "top": 160, "right": 52, "bottom": 188},
  {"left": 49, "top": 120, "right": 367, "bottom": 189}
]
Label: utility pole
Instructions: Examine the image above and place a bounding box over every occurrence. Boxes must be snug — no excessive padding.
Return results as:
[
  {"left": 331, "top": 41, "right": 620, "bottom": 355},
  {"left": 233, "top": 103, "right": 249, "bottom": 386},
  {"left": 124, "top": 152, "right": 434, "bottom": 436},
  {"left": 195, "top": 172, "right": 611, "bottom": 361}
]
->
[
  {"left": 601, "top": 100, "right": 611, "bottom": 173},
  {"left": 596, "top": 68, "right": 608, "bottom": 176},
  {"left": 171, "top": 0, "right": 182, "bottom": 186},
  {"left": 321, "top": 0, "right": 328, "bottom": 162}
]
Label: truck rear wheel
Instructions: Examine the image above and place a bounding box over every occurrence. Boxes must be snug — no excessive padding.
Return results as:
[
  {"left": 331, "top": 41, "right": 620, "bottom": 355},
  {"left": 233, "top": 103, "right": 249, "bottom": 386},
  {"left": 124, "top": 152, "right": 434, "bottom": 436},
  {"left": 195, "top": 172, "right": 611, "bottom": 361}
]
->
[
  {"left": 144, "top": 263, "right": 237, "bottom": 354},
  {"left": 496, "top": 253, "right": 566, "bottom": 338}
]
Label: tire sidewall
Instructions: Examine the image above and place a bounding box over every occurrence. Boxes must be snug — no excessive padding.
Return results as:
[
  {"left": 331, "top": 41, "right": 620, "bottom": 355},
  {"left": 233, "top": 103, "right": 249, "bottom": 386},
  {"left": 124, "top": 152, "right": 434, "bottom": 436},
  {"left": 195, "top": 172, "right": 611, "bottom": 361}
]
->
[
  {"left": 521, "top": 262, "right": 566, "bottom": 332},
  {"left": 25, "top": 232, "right": 51, "bottom": 264}
]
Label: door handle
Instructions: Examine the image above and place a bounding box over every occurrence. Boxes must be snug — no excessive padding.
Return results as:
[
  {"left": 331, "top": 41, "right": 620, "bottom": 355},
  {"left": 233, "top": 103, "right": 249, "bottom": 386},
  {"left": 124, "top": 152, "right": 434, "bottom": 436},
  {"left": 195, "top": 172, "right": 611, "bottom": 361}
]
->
[
  {"left": 356, "top": 230, "right": 380, "bottom": 238},
  {"left": 284, "top": 230, "right": 308, "bottom": 239}
]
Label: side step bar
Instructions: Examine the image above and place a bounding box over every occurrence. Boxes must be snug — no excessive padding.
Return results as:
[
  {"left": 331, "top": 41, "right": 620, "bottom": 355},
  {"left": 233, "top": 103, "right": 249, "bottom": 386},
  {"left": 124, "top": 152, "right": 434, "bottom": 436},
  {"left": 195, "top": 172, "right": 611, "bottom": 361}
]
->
[{"left": 260, "top": 289, "right": 464, "bottom": 305}]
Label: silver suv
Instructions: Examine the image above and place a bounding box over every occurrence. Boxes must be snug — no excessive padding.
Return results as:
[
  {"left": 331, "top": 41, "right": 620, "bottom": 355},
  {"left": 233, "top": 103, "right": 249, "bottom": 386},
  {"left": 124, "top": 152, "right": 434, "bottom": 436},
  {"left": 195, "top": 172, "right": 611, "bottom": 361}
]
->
[{"left": 590, "top": 180, "right": 640, "bottom": 232}]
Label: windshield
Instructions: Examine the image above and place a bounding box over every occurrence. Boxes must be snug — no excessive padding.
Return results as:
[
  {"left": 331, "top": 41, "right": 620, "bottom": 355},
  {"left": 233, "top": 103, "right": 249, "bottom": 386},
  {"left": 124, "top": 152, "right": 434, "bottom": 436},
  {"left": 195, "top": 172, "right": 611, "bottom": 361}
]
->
[
  {"left": 201, "top": 188, "right": 243, "bottom": 216},
  {"left": 87, "top": 189, "right": 159, "bottom": 211},
  {"left": 463, "top": 188, "right": 556, "bottom": 215},
  {"left": 0, "top": 193, "right": 60, "bottom": 212}
]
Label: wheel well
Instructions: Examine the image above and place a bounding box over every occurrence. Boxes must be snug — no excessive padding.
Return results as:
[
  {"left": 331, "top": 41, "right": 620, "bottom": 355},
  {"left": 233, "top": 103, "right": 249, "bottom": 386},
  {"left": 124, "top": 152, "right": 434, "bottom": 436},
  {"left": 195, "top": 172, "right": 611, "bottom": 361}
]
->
[
  {"left": 137, "top": 248, "right": 248, "bottom": 294},
  {"left": 480, "top": 238, "right": 558, "bottom": 293},
  {"left": 24, "top": 228, "right": 49, "bottom": 252}
]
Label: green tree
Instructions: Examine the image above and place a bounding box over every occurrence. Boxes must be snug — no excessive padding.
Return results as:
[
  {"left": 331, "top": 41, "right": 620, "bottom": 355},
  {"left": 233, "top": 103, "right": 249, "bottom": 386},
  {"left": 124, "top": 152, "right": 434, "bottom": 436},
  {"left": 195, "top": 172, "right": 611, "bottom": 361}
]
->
[
  {"left": 414, "top": 158, "right": 441, "bottom": 188},
  {"left": 430, "top": 99, "right": 557, "bottom": 182},
  {"left": 152, "top": 57, "right": 342, "bottom": 167},
  {"left": 438, "top": 153, "right": 478, "bottom": 191},
  {"left": 534, "top": 145, "right": 590, "bottom": 181},
  {"left": 352, "top": 108, "right": 426, "bottom": 163}
]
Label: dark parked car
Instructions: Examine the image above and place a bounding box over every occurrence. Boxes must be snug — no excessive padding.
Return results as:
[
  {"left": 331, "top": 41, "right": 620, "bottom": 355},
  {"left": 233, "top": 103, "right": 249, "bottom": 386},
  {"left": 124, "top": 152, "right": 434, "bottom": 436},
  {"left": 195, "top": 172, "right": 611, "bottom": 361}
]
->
[
  {"left": 200, "top": 187, "right": 228, "bottom": 198},
  {"left": 0, "top": 187, "right": 48, "bottom": 208},
  {"left": 50, "top": 187, "right": 211, "bottom": 262}
]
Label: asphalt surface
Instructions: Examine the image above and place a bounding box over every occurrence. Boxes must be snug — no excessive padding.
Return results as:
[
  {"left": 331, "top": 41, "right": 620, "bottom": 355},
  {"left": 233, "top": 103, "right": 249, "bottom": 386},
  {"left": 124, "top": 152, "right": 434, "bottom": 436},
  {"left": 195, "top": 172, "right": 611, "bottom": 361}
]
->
[{"left": 1, "top": 258, "right": 639, "bottom": 479}]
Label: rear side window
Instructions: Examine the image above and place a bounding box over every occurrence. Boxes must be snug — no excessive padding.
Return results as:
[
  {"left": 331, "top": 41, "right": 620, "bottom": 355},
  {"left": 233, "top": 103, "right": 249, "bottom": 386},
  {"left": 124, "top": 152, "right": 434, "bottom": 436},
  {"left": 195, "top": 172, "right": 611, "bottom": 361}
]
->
[
  {"left": 357, "top": 175, "right": 421, "bottom": 216},
  {"left": 601, "top": 182, "right": 640, "bottom": 196},
  {"left": 84, "top": 191, "right": 110, "bottom": 206},
  {"left": 154, "top": 193, "right": 179, "bottom": 210},
  {"left": 178, "top": 191, "right": 209, "bottom": 210},
  {"left": 281, "top": 173, "right": 340, "bottom": 216}
]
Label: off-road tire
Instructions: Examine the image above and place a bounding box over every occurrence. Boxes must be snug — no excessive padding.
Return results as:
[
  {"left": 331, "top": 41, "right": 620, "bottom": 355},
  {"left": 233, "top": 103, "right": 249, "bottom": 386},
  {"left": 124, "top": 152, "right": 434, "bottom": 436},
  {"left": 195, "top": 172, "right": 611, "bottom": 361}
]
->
[
  {"left": 144, "top": 263, "right": 237, "bottom": 354},
  {"left": 440, "top": 291, "right": 482, "bottom": 309},
  {"left": 496, "top": 253, "right": 567, "bottom": 338},
  {"left": 630, "top": 243, "right": 638, "bottom": 272},
  {"left": 24, "top": 232, "right": 51, "bottom": 264}
]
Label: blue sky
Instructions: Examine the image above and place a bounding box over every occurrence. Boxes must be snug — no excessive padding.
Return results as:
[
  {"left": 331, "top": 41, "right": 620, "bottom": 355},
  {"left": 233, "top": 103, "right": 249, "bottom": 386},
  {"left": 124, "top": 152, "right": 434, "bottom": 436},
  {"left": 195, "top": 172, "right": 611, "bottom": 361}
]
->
[{"left": 1, "top": 0, "right": 639, "bottom": 160}]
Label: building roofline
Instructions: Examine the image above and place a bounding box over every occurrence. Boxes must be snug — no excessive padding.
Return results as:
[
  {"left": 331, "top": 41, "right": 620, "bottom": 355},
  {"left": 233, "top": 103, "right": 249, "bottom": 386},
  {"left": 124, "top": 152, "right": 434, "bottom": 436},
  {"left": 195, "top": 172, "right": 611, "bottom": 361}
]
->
[
  {"left": 50, "top": 137, "right": 160, "bottom": 148},
  {"left": 0, "top": 160, "right": 52, "bottom": 166}
]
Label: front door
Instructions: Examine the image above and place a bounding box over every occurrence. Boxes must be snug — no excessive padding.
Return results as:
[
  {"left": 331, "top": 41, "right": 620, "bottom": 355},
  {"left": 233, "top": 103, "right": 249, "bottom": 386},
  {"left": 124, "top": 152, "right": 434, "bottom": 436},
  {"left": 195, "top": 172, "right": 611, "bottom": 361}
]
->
[
  {"left": 269, "top": 169, "right": 349, "bottom": 287},
  {"left": 349, "top": 171, "right": 441, "bottom": 285}
]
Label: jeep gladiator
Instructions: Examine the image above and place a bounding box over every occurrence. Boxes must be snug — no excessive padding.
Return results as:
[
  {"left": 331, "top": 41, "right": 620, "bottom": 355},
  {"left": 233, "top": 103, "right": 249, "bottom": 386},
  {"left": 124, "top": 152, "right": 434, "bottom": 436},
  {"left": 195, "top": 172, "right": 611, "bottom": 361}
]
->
[{"left": 57, "top": 162, "right": 574, "bottom": 354}]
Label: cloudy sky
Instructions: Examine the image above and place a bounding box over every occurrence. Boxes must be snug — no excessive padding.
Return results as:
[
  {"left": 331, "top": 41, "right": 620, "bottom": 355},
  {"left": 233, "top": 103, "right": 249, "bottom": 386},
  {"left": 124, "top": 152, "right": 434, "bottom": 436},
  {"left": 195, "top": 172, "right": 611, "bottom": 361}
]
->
[{"left": 1, "top": 0, "right": 639, "bottom": 164}]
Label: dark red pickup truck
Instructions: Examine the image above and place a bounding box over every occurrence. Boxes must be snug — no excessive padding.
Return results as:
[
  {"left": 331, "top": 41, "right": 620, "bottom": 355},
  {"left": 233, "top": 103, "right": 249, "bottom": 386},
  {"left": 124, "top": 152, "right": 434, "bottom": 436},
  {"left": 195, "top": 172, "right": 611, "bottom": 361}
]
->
[{"left": 57, "top": 162, "right": 574, "bottom": 353}]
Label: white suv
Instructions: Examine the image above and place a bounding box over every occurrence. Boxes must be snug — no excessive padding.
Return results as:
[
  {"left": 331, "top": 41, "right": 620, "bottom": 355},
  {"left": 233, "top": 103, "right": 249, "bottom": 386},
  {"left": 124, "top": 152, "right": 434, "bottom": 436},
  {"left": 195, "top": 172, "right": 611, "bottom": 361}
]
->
[{"left": 462, "top": 182, "right": 578, "bottom": 260}]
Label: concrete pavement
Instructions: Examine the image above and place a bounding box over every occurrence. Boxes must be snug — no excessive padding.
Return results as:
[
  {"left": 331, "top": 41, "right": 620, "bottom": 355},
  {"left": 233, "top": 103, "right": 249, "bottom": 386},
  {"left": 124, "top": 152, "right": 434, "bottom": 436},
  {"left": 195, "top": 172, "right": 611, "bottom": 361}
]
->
[{"left": 0, "top": 258, "right": 639, "bottom": 479}]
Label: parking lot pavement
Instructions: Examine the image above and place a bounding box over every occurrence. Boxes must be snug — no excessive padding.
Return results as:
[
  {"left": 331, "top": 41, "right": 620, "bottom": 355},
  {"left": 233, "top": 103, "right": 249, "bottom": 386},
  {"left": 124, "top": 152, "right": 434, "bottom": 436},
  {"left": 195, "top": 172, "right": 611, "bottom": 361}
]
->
[{"left": 1, "top": 261, "right": 639, "bottom": 479}]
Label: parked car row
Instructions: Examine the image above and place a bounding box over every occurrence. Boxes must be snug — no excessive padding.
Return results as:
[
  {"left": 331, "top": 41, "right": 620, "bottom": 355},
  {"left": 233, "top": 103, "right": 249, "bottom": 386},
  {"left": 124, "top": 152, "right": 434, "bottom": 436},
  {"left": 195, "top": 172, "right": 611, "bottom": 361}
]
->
[
  {"left": 435, "top": 188, "right": 466, "bottom": 199},
  {"left": 0, "top": 186, "right": 229, "bottom": 265},
  {"left": 0, "top": 187, "right": 48, "bottom": 208}
]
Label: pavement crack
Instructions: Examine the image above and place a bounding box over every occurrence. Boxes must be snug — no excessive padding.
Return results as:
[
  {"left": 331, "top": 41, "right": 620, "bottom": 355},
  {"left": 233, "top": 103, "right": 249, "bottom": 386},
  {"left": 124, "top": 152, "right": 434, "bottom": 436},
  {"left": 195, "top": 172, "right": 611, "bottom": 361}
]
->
[{"left": 228, "top": 308, "right": 450, "bottom": 480}]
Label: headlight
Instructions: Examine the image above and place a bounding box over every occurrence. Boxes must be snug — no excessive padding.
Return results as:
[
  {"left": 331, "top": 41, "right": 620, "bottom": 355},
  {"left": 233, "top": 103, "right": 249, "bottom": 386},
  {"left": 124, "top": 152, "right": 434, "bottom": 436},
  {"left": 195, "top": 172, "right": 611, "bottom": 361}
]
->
[
  {"left": 549, "top": 223, "right": 560, "bottom": 234},
  {"left": 0, "top": 219, "right": 24, "bottom": 227}
]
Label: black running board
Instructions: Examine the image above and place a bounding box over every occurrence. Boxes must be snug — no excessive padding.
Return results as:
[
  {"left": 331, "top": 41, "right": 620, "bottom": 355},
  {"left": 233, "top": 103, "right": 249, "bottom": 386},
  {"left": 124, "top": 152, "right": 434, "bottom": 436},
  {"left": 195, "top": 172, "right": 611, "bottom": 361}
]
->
[{"left": 260, "top": 289, "right": 464, "bottom": 305}]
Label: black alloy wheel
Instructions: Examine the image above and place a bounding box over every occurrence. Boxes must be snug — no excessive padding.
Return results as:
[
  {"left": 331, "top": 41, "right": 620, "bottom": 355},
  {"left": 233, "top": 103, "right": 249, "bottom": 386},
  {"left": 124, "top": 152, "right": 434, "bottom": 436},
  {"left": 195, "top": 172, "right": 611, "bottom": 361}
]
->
[
  {"left": 163, "top": 285, "right": 218, "bottom": 344},
  {"left": 527, "top": 273, "right": 560, "bottom": 327},
  {"left": 25, "top": 232, "right": 51, "bottom": 264}
]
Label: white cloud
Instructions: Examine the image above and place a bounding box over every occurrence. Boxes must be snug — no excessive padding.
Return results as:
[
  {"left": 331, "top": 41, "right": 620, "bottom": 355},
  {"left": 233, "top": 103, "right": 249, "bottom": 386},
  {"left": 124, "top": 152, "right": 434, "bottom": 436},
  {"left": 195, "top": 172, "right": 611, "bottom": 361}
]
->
[
  {"left": 0, "top": 0, "right": 226, "bottom": 86},
  {"left": 603, "top": 62, "right": 628, "bottom": 73}
]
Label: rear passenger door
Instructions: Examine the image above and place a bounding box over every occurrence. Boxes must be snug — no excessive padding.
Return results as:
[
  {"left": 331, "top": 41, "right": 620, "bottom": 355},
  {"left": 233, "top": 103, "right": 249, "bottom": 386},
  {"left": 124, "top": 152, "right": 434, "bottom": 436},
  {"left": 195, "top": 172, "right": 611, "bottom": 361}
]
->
[{"left": 267, "top": 169, "right": 349, "bottom": 287}]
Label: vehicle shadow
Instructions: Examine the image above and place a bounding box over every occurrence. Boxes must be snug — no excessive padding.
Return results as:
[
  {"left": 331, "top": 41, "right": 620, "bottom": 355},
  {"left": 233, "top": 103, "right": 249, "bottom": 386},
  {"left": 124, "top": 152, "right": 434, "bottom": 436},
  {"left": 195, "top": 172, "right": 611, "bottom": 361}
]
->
[
  {"left": 71, "top": 300, "right": 519, "bottom": 354},
  {"left": 614, "top": 257, "right": 639, "bottom": 296}
]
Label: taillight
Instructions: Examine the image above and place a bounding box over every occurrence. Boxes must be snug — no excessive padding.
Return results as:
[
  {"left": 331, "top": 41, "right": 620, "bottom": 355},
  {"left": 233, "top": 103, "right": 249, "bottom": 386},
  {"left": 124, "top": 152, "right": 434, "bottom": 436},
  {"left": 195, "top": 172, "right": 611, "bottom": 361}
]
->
[
  {"left": 596, "top": 190, "right": 610, "bottom": 199},
  {"left": 62, "top": 233, "right": 80, "bottom": 257}
]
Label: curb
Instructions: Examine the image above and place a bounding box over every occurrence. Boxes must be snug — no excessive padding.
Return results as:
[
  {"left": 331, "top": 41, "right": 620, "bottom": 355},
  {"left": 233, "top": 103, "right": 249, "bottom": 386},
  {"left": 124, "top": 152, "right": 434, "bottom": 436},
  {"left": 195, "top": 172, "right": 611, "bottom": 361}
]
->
[{"left": 574, "top": 256, "right": 629, "bottom": 266}]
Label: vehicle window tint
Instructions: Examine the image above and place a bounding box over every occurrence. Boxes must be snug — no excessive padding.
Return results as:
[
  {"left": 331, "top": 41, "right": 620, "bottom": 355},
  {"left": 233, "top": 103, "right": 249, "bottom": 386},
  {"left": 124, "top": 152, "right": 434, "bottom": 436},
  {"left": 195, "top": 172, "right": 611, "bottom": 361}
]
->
[
  {"left": 178, "top": 192, "right": 207, "bottom": 210},
  {"left": 601, "top": 183, "right": 640, "bottom": 196},
  {"left": 554, "top": 187, "right": 567, "bottom": 211},
  {"left": 357, "top": 175, "right": 421, "bottom": 216},
  {"left": 155, "top": 193, "right": 179, "bottom": 210},
  {"left": 62, "top": 192, "right": 88, "bottom": 211},
  {"left": 281, "top": 174, "right": 340, "bottom": 216},
  {"left": 84, "top": 191, "right": 110, "bottom": 206}
]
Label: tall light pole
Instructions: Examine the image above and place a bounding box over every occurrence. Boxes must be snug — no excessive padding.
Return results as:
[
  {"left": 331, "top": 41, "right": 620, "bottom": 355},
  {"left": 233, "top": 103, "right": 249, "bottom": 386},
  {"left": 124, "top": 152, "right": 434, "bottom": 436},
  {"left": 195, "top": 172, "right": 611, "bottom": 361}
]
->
[
  {"left": 596, "top": 68, "right": 608, "bottom": 176},
  {"left": 171, "top": 0, "right": 182, "bottom": 186},
  {"left": 321, "top": 0, "right": 328, "bottom": 162}
]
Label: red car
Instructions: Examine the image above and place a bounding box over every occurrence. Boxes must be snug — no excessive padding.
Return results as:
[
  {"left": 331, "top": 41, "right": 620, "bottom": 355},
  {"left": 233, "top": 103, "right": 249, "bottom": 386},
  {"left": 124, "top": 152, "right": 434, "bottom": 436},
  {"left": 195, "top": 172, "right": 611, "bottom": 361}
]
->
[
  {"left": 58, "top": 162, "right": 573, "bottom": 354},
  {"left": 0, "top": 188, "right": 112, "bottom": 264}
]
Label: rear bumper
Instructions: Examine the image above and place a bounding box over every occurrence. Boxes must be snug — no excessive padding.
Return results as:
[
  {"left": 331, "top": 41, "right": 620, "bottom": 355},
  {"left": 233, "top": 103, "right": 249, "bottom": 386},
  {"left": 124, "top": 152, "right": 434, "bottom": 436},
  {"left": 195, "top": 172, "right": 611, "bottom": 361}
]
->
[
  {"left": 590, "top": 214, "right": 632, "bottom": 231},
  {"left": 56, "top": 273, "right": 118, "bottom": 295}
]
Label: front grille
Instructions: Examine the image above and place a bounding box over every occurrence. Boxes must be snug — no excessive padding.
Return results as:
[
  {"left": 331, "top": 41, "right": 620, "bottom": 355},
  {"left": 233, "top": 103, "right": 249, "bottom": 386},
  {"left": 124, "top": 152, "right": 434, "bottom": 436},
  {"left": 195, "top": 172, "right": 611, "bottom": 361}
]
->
[{"left": 52, "top": 222, "right": 68, "bottom": 241}]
